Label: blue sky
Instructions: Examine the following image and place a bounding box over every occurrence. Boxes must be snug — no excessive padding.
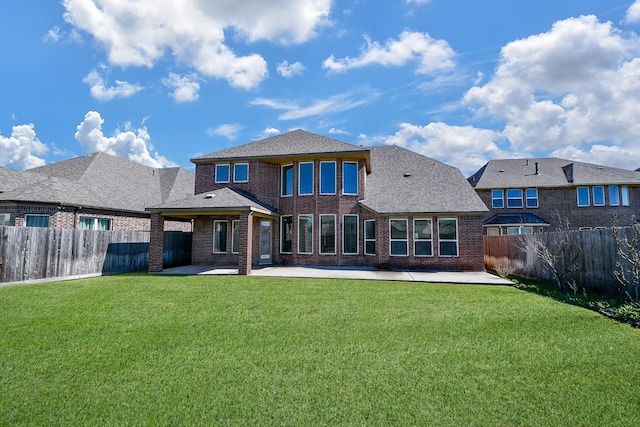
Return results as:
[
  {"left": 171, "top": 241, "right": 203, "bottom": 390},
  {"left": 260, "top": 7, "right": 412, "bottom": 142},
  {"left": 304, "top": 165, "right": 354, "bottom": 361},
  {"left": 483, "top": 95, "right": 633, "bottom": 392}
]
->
[{"left": 2, "top": 0, "right": 640, "bottom": 176}]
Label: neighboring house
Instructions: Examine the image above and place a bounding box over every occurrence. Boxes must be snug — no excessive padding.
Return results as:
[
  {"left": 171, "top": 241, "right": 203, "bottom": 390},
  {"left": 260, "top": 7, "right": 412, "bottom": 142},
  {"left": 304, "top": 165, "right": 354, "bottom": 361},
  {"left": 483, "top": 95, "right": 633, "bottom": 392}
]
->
[
  {"left": 0, "top": 152, "right": 195, "bottom": 231},
  {"left": 468, "top": 157, "right": 640, "bottom": 234},
  {"left": 147, "top": 130, "right": 488, "bottom": 274}
]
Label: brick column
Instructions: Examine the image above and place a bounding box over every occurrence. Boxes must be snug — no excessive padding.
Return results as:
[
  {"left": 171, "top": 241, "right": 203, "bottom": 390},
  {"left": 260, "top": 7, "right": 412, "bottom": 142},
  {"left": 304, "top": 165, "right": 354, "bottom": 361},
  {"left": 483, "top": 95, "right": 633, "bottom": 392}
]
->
[
  {"left": 238, "top": 211, "right": 253, "bottom": 275},
  {"left": 149, "top": 213, "right": 165, "bottom": 273}
]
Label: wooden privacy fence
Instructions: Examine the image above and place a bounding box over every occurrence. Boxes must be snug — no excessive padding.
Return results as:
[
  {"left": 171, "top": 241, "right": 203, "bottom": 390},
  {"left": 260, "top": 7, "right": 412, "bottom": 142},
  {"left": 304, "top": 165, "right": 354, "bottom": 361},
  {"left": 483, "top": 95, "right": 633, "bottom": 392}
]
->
[
  {"left": 484, "top": 229, "right": 625, "bottom": 295},
  {"left": 0, "top": 226, "right": 192, "bottom": 284}
]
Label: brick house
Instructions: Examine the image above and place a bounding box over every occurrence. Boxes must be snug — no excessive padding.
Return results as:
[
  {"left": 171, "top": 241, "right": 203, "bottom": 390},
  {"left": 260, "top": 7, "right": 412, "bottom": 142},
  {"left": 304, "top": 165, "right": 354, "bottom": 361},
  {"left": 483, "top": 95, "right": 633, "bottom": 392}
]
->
[
  {"left": 0, "top": 152, "right": 194, "bottom": 231},
  {"left": 467, "top": 157, "right": 640, "bottom": 234},
  {"left": 147, "top": 130, "right": 488, "bottom": 274}
]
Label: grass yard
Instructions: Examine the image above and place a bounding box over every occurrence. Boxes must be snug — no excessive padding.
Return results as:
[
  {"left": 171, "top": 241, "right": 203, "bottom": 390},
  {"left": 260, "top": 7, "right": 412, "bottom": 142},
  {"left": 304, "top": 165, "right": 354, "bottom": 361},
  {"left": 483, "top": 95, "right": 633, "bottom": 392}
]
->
[{"left": 1, "top": 273, "right": 639, "bottom": 426}]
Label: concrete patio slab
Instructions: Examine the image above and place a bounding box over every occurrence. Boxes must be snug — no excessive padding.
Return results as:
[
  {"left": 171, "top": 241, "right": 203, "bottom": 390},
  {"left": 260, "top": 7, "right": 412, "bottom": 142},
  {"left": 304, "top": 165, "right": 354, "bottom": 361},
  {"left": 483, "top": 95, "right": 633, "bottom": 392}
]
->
[{"left": 158, "top": 265, "right": 512, "bottom": 285}]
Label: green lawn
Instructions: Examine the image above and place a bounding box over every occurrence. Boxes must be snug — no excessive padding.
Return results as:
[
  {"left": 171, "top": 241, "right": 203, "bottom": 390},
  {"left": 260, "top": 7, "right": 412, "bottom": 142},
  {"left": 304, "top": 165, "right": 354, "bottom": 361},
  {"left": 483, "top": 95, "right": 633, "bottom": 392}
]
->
[{"left": 1, "top": 273, "right": 638, "bottom": 426}]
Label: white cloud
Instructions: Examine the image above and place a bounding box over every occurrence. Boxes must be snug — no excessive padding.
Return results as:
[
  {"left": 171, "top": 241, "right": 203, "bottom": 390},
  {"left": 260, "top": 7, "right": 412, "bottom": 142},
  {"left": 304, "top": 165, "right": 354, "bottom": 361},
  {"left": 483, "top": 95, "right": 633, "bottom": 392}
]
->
[
  {"left": 62, "top": 0, "right": 332, "bottom": 89},
  {"left": 251, "top": 89, "right": 380, "bottom": 120},
  {"left": 323, "top": 30, "right": 456, "bottom": 74},
  {"left": 383, "top": 122, "right": 510, "bottom": 176},
  {"left": 74, "top": 111, "right": 177, "bottom": 168},
  {"left": 207, "top": 123, "right": 244, "bottom": 140},
  {"left": 0, "top": 124, "right": 48, "bottom": 169},
  {"left": 162, "top": 72, "right": 200, "bottom": 102},
  {"left": 264, "top": 127, "right": 280, "bottom": 135},
  {"left": 464, "top": 15, "right": 640, "bottom": 169},
  {"left": 406, "top": 0, "right": 430, "bottom": 4},
  {"left": 328, "top": 128, "right": 350, "bottom": 135},
  {"left": 83, "top": 68, "right": 143, "bottom": 101},
  {"left": 277, "top": 61, "right": 306, "bottom": 78},
  {"left": 625, "top": 1, "right": 640, "bottom": 24},
  {"left": 44, "top": 26, "right": 61, "bottom": 42}
]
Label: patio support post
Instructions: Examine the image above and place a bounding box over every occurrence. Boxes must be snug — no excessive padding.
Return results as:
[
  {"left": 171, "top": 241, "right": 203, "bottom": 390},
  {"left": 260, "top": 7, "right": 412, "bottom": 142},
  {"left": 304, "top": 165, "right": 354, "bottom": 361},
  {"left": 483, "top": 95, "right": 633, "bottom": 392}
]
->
[
  {"left": 238, "top": 211, "right": 253, "bottom": 275},
  {"left": 149, "top": 213, "right": 165, "bottom": 273}
]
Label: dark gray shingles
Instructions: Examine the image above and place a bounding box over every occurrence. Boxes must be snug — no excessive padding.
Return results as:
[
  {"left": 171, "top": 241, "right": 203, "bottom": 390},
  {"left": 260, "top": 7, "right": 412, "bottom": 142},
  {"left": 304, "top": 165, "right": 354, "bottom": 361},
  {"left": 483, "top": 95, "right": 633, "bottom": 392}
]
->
[
  {"left": 360, "top": 146, "right": 488, "bottom": 214},
  {"left": 0, "top": 167, "right": 46, "bottom": 193},
  {"left": 469, "top": 157, "right": 640, "bottom": 189},
  {"left": 148, "top": 188, "right": 273, "bottom": 213},
  {"left": 193, "top": 129, "right": 368, "bottom": 161}
]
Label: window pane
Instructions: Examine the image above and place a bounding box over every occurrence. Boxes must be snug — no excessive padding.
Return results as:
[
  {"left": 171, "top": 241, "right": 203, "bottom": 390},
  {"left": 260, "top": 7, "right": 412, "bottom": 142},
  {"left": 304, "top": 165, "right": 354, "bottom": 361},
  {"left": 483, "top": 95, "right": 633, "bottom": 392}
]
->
[
  {"left": 281, "top": 165, "right": 293, "bottom": 196},
  {"left": 506, "top": 189, "right": 523, "bottom": 208},
  {"left": 621, "top": 186, "right": 630, "bottom": 206},
  {"left": 414, "top": 219, "right": 432, "bottom": 239},
  {"left": 526, "top": 188, "right": 538, "bottom": 208},
  {"left": 299, "top": 162, "right": 314, "bottom": 195},
  {"left": 592, "top": 186, "right": 605, "bottom": 206},
  {"left": 281, "top": 216, "right": 293, "bottom": 253},
  {"left": 343, "top": 215, "right": 358, "bottom": 254},
  {"left": 320, "top": 162, "right": 336, "bottom": 194},
  {"left": 365, "top": 241, "right": 376, "bottom": 255},
  {"left": 364, "top": 220, "right": 375, "bottom": 239},
  {"left": 213, "top": 221, "right": 228, "bottom": 253},
  {"left": 234, "top": 163, "right": 248, "bottom": 182},
  {"left": 215, "top": 164, "right": 230, "bottom": 183},
  {"left": 491, "top": 190, "right": 504, "bottom": 208},
  {"left": 343, "top": 162, "right": 358, "bottom": 195},
  {"left": 391, "top": 240, "right": 408, "bottom": 256},
  {"left": 26, "top": 215, "right": 49, "bottom": 228},
  {"left": 438, "top": 219, "right": 457, "bottom": 240},
  {"left": 390, "top": 219, "right": 407, "bottom": 239},
  {"left": 0, "top": 213, "right": 10, "bottom": 226},
  {"left": 440, "top": 241, "right": 458, "bottom": 257},
  {"left": 79, "top": 217, "right": 93, "bottom": 230},
  {"left": 97, "top": 219, "right": 111, "bottom": 231},
  {"left": 415, "top": 241, "right": 432, "bottom": 256},
  {"left": 320, "top": 215, "right": 336, "bottom": 254},
  {"left": 609, "top": 186, "right": 620, "bottom": 206},
  {"left": 232, "top": 221, "right": 240, "bottom": 253},
  {"left": 577, "top": 187, "right": 590, "bottom": 206},
  {"left": 298, "top": 215, "right": 313, "bottom": 254}
]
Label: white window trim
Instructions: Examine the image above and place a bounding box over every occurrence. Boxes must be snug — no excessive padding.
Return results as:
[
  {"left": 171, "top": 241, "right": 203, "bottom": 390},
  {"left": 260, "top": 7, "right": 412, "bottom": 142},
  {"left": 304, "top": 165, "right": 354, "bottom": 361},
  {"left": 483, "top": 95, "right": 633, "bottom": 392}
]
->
[
  {"left": 364, "top": 220, "right": 376, "bottom": 256},
  {"left": 342, "top": 161, "right": 359, "bottom": 196},
  {"left": 319, "top": 161, "right": 337, "bottom": 195},
  {"left": 413, "top": 218, "right": 433, "bottom": 257},
  {"left": 297, "top": 214, "right": 313, "bottom": 255},
  {"left": 215, "top": 164, "right": 230, "bottom": 184},
  {"left": 233, "top": 163, "right": 249, "bottom": 183},
  {"left": 389, "top": 218, "right": 408, "bottom": 257},
  {"left": 213, "top": 220, "right": 228, "bottom": 253},
  {"left": 319, "top": 214, "right": 336, "bottom": 255},
  {"left": 438, "top": 218, "right": 459, "bottom": 258},
  {"left": 343, "top": 214, "right": 359, "bottom": 255},
  {"left": 231, "top": 220, "right": 240, "bottom": 254},
  {"left": 281, "top": 164, "right": 294, "bottom": 197},
  {"left": 592, "top": 186, "right": 605, "bottom": 207},
  {"left": 525, "top": 188, "right": 539, "bottom": 208},
  {"left": 280, "top": 215, "right": 293, "bottom": 254},
  {"left": 577, "top": 186, "right": 590, "bottom": 207},
  {"left": 298, "top": 161, "right": 314, "bottom": 196},
  {"left": 491, "top": 189, "right": 504, "bottom": 208},
  {"left": 506, "top": 189, "right": 523, "bottom": 208}
]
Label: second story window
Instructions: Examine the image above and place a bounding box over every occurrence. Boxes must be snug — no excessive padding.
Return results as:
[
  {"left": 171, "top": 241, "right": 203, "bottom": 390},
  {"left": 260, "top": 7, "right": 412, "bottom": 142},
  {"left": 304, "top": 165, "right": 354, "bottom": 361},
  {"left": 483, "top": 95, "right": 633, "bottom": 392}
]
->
[
  {"left": 299, "top": 162, "right": 314, "bottom": 195},
  {"left": 343, "top": 161, "right": 358, "bottom": 195},
  {"left": 592, "top": 186, "right": 605, "bottom": 206},
  {"left": 491, "top": 190, "right": 504, "bottom": 208},
  {"left": 577, "top": 187, "right": 590, "bottom": 207},
  {"left": 281, "top": 164, "right": 293, "bottom": 196},
  {"left": 621, "top": 186, "right": 630, "bottom": 206},
  {"left": 506, "top": 189, "right": 523, "bottom": 208},
  {"left": 609, "top": 185, "right": 620, "bottom": 206},
  {"left": 526, "top": 188, "right": 538, "bottom": 208},
  {"left": 233, "top": 163, "right": 248, "bottom": 183},
  {"left": 320, "top": 161, "right": 336, "bottom": 194},
  {"left": 215, "top": 164, "right": 230, "bottom": 183}
]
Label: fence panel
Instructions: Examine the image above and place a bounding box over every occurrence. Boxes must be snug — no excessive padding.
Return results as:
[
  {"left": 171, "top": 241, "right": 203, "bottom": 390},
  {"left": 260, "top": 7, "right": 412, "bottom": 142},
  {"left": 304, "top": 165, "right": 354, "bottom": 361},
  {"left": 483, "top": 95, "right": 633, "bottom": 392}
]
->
[
  {"left": 0, "top": 227, "right": 192, "bottom": 284},
  {"left": 484, "top": 229, "right": 627, "bottom": 295}
]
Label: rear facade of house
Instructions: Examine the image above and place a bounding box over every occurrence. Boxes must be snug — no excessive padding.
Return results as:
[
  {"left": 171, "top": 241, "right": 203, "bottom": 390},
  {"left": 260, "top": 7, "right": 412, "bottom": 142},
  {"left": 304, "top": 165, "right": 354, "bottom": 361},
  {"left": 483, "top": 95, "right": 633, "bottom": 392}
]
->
[{"left": 148, "top": 130, "right": 488, "bottom": 274}]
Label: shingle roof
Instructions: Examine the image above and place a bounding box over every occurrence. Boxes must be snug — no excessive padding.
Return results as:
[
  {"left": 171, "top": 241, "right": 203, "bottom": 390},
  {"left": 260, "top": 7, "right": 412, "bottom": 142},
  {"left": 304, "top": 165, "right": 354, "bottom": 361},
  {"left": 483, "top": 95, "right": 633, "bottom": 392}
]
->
[
  {"left": 0, "top": 152, "right": 195, "bottom": 213},
  {"left": 147, "top": 188, "right": 275, "bottom": 215},
  {"left": 360, "top": 146, "right": 488, "bottom": 215},
  {"left": 484, "top": 213, "right": 550, "bottom": 226},
  {"left": 192, "top": 129, "right": 369, "bottom": 162},
  {"left": 468, "top": 157, "right": 640, "bottom": 189},
  {"left": 0, "top": 167, "right": 45, "bottom": 193}
]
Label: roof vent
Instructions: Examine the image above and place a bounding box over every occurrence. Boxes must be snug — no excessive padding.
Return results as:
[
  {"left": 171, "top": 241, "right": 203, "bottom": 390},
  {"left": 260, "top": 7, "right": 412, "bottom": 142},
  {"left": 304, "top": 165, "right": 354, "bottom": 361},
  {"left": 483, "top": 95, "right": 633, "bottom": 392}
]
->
[
  {"left": 204, "top": 194, "right": 215, "bottom": 199},
  {"left": 403, "top": 172, "right": 411, "bottom": 177}
]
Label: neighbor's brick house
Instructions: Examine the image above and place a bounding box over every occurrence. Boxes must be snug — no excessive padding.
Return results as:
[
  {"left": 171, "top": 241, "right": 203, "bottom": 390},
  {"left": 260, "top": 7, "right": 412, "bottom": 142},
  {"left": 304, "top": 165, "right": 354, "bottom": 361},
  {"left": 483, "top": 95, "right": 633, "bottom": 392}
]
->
[
  {"left": 148, "top": 130, "right": 488, "bottom": 274},
  {"left": 0, "top": 152, "right": 194, "bottom": 232},
  {"left": 467, "top": 157, "right": 640, "bottom": 234}
]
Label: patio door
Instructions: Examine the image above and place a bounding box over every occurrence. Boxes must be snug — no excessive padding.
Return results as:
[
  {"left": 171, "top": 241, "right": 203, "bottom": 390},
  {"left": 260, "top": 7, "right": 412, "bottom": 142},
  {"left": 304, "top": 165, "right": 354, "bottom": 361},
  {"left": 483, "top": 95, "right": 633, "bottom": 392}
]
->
[{"left": 259, "top": 220, "right": 272, "bottom": 265}]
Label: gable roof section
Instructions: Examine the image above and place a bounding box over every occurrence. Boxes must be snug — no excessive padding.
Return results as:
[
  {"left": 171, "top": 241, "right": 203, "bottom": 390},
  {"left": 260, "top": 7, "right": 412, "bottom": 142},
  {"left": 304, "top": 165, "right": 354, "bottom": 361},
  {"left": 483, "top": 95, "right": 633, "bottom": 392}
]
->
[
  {"left": 360, "top": 146, "right": 488, "bottom": 215},
  {"left": 147, "top": 187, "right": 275, "bottom": 216},
  {"left": 0, "top": 167, "right": 45, "bottom": 193},
  {"left": 468, "top": 157, "right": 640, "bottom": 189},
  {"left": 193, "top": 129, "right": 370, "bottom": 169},
  {"left": 0, "top": 152, "right": 194, "bottom": 213}
]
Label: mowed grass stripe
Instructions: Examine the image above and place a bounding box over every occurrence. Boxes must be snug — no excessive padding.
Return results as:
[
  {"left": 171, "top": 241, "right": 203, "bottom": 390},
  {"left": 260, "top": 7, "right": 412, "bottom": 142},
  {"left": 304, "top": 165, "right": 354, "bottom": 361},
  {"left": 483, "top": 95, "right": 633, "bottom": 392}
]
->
[{"left": 1, "top": 273, "right": 638, "bottom": 426}]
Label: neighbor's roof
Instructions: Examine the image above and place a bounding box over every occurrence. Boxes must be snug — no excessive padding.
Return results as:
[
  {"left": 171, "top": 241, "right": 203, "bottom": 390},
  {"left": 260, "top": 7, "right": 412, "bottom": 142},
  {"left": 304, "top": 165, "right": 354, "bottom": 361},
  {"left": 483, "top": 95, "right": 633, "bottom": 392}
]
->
[
  {"left": 359, "top": 145, "right": 488, "bottom": 215},
  {"left": 0, "top": 152, "right": 195, "bottom": 213},
  {"left": 483, "top": 213, "right": 550, "bottom": 227},
  {"left": 147, "top": 187, "right": 276, "bottom": 216},
  {"left": 0, "top": 167, "right": 48, "bottom": 193},
  {"left": 468, "top": 157, "right": 640, "bottom": 189},
  {"left": 192, "top": 129, "right": 370, "bottom": 167}
]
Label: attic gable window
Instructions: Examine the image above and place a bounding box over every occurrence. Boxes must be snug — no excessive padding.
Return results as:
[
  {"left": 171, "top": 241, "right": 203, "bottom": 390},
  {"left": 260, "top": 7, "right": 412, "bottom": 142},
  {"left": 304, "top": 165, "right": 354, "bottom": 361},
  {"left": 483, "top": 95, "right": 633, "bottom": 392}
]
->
[{"left": 215, "top": 164, "right": 230, "bottom": 183}]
